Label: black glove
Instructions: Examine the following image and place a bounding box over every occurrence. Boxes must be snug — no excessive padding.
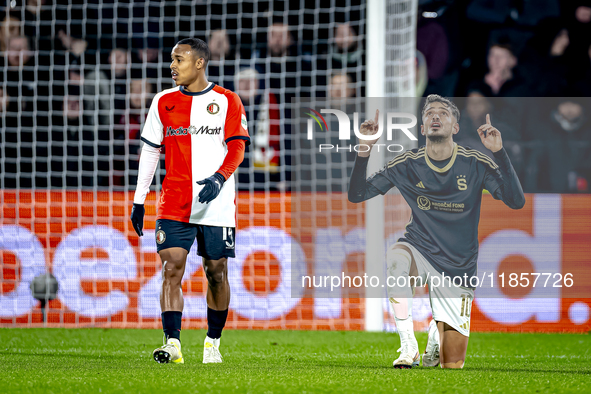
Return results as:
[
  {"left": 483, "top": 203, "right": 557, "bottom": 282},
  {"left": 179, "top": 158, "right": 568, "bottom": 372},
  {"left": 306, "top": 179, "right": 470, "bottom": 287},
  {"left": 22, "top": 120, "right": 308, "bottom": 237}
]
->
[
  {"left": 130, "top": 203, "right": 145, "bottom": 236},
  {"left": 196, "top": 172, "right": 225, "bottom": 204}
]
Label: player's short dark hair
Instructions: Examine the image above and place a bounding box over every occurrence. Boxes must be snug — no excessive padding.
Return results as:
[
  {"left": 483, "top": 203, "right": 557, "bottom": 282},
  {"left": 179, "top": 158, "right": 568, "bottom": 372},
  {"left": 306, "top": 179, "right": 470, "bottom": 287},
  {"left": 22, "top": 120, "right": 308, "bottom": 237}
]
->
[
  {"left": 422, "top": 94, "right": 460, "bottom": 122},
  {"left": 176, "top": 38, "right": 210, "bottom": 66}
]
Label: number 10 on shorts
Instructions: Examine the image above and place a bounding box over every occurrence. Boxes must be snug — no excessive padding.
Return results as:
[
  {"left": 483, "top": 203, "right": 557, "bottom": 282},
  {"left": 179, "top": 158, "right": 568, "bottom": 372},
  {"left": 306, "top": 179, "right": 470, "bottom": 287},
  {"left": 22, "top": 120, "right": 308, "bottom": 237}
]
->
[{"left": 460, "top": 294, "right": 472, "bottom": 317}]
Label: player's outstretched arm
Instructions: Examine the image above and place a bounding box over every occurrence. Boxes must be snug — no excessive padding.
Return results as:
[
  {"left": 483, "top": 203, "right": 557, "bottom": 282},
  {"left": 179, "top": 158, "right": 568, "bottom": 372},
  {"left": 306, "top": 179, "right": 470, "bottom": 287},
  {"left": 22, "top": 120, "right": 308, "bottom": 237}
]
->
[
  {"left": 131, "top": 143, "right": 161, "bottom": 236},
  {"left": 348, "top": 110, "right": 393, "bottom": 203},
  {"left": 478, "top": 114, "right": 526, "bottom": 210}
]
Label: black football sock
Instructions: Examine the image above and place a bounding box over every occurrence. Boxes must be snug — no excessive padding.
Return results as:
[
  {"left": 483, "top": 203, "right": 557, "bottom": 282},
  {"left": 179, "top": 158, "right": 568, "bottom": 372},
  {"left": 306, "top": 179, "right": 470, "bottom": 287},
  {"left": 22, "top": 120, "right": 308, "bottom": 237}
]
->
[
  {"left": 162, "top": 311, "right": 182, "bottom": 341},
  {"left": 206, "top": 307, "right": 229, "bottom": 339}
]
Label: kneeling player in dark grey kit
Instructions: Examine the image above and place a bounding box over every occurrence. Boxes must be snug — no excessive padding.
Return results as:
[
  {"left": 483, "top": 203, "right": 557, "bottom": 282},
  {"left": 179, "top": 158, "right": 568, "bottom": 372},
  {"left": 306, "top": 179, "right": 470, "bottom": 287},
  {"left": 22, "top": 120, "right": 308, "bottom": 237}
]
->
[
  {"left": 348, "top": 95, "right": 525, "bottom": 368},
  {"left": 130, "top": 38, "right": 249, "bottom": 364}
]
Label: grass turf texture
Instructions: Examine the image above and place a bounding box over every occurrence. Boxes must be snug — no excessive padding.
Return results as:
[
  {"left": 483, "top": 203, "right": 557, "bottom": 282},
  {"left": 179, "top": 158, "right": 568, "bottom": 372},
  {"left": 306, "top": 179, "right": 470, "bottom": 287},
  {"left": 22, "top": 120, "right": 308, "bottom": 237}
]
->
[{"left": 1, "top": 329, "right": 590, "bottom": 393}]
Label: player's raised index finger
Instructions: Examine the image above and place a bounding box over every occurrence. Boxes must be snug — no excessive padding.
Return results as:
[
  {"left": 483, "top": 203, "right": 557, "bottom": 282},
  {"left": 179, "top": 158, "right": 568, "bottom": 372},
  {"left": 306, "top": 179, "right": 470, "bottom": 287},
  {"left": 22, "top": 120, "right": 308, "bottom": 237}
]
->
[
  {"left": 374, "top": 109, "right": 379, "bottom": 124},
  {"left": 486, "top": 114, "right": 491, "bottom": 125}
]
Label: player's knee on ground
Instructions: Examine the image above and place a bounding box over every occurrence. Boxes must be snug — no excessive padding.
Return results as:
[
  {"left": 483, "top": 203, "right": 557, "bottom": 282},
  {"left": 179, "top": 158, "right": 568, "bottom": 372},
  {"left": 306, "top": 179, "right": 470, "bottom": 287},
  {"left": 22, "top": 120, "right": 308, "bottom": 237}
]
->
[
  {"left": 203, "top": 258, "right": 227, "bottom": 285},
  {"left": 438, "top": 321, "right": 468, "bottom": 369},
  {"left": 442, "top": 360, "right": 464, "bottom": 369}
]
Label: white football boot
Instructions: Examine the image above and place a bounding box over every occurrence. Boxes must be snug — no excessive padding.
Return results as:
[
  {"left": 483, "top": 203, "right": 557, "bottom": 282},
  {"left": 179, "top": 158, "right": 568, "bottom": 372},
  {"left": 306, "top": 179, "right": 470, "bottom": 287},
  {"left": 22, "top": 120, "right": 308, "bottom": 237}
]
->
[
  {"left": 422, "top": 319, "right": 440, "bottom": 367},
  {"left": 393, "top": 330, "right": 420, "bottom": 369},
  {"left": 153, "top": 337, "right": 184, "bottom": 364},
  {"left": 203, "top": 336, "right": 223, "bottom": 364}
]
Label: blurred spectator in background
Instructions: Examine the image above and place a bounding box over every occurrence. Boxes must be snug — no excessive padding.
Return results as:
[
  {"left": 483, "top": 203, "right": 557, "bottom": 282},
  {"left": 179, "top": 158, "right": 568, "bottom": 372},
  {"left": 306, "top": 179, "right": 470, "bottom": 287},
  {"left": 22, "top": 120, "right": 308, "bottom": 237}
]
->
[
  {"left": 328, "top": 72, "right": 356, "bottom": 100},
  {"left": 456, "top": 91, "right": 526, "bottom": 185},
  {"left": 208, "top": 29, "right": 236, "bottom": 91},
  {"left": 109, "top": 48, "right": 130, "bottom": 112},
  {"left": 417, "top": 1, "right": 463, "bottom": 96},
  {"left": 564, "top": 1, "right": 591, "bottom": 50},
  {"left": 253, "top": 22, "right": 301, "bottom": 190},
  {"left": 417, "top": 12, "right": 449, "bottom": 87},
  {"left": 45, "top": 86, "right": 110, "bottom": 188},
  {"left": 113, "top": 79, "right": 153, "bottom": 186},
  {"left": 22, "top": 0, "right": 53, "bottom": 50},
  {"left": 331, "top": 23, "right": 363, "bottom": 70},
  {"left": 267, "top": 22, "right": 292, "bottom": 58},
  {"left": 57, "top": 29, "right": 88, "bottom": 57},
  {"left": 5, "top": 36, "right": 34, "bottom": 102},
  {"left": 0, "top": 13, "right": 20, "bottom": 51},
  {"left": 134, "top": 45, "right": 160, "bottom": 80},
  {"left": 457, "top": 91, "right": 519, "bottom": 156},
  {"left": 259, "top": 22, "right": 298, "bottom": 95},
  {"left": 82, "top": 62, "right": 110, "bottom": 127},
  {"left": 235, "top": 68, "right": 281, "bottom": 190},
  {"left": 466, "top": 0, "right": 560, "bottom": 27},
  {"left": 532, "top": 98, "right": 591, "bottom": 193},
  {"left": 519, "top": 18, "right": 571, "bottom": 96},
  {"left": 210, "top": 29, "right": 231, "bottom": 61},
  {"left": 326, "top": 23, "right": 363, "bottom": 96},
  {"left": 82, "top": 48, "right": 130, "bottom": 127},
  {"left": 467, "top": 38, "right": 531, "bottom": 97}
]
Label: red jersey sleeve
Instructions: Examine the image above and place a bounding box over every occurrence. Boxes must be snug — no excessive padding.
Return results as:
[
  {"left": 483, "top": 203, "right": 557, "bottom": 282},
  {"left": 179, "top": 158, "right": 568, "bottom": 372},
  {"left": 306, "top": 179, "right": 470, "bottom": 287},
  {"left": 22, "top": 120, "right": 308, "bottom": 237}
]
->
[
  {"left": 224, "top": 92, "right": 251, "bottom": 146},
  {"left": 216, "top": 139, "right": 246, "bottom": 180}
]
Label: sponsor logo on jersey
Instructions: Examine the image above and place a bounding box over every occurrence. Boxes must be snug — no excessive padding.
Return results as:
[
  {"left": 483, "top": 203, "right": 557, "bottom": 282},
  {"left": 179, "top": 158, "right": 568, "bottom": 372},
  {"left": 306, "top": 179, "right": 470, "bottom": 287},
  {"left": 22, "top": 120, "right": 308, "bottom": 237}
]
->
[
  {"left": 241, "top": 113, "right": 248, "bottom": 131},
  {"left": 165, "top": 105, "right": 175, "bottom": 112},
  {"left": 417, "top": 195, "right": 466, "bottom": 213},
  {"left": 156, "top": 230, "right": 166, "bottom": 244},
  {"left": 417, "top": 196, "right": 431, "bottom": 210},
  {"left": 165, "top": 125, "right": 222, "bottom": 136},
  {"left": 416, "top": 181, "right": 425, "bottom": 189},
  {"left": 207, "top": 102, "right": 220, "bottom": 114}
]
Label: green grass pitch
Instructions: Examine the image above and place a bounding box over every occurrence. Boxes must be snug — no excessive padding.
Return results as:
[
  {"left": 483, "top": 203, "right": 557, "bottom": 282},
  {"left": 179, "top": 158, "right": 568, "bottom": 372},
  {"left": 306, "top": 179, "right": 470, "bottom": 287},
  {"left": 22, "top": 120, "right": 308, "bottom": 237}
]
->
[{"left": 1, "top": 328, "right": 590, "bottom": 393}]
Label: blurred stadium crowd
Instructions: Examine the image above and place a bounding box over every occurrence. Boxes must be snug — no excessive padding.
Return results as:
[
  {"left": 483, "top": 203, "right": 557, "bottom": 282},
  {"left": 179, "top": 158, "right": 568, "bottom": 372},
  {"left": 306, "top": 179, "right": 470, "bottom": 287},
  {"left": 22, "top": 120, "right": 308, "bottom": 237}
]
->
[{"left": 0, "top": 0, "right": 590, "bottom": 193}]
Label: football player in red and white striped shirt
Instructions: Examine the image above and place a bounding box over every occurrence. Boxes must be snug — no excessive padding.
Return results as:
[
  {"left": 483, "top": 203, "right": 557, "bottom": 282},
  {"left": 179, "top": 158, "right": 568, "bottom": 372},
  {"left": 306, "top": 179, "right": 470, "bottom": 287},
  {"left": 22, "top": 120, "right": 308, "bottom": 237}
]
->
[{"left": 130, "top": 38, "right": 250, "bottom": 364}]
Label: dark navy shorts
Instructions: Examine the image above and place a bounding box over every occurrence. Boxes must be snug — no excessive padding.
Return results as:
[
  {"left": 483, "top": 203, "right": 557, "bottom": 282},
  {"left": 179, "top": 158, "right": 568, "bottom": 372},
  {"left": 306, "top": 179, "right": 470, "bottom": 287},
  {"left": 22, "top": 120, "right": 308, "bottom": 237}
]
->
[{"left": 155, "top": 219, "right": 235, "bottom": 260}]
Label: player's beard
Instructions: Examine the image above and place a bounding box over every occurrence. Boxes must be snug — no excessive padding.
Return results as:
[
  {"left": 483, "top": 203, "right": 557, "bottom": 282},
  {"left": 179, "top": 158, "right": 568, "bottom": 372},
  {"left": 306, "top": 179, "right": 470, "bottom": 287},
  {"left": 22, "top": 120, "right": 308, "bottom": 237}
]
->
[{"left": 427, "top": 135, "right": 445, "bottom": 143}]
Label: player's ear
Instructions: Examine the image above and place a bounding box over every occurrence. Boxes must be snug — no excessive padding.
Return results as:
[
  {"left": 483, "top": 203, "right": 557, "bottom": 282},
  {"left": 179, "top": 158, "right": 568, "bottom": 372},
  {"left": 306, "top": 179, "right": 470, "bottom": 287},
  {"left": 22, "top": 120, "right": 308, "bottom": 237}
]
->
[
  {"left": 194, "top": 54, "right": 205, "bottom": 70},
  {"left": 420, "top": 124, "right": 425, "bottom": 136},
  {"left": 453, "top": 122, "right": 459, "bottom": 135}
]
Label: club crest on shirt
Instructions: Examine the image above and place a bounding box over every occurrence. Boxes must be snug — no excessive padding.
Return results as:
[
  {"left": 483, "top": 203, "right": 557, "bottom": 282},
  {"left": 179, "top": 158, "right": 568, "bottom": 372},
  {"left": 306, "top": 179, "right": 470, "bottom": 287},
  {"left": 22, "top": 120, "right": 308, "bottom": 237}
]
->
[
  {"left": 207, "top": 102, "right": 220, "bottom": 115},
  {"left": 156, "top": 230, "right": 166, "bottom": 244}
]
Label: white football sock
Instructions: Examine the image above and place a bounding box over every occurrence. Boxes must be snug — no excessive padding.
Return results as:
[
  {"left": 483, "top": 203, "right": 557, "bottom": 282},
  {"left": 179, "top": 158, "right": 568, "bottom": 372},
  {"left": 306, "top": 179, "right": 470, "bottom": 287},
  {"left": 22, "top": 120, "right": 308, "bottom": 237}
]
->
[{"left": 387, "top": 248, "right": 414, "bottom": 320}]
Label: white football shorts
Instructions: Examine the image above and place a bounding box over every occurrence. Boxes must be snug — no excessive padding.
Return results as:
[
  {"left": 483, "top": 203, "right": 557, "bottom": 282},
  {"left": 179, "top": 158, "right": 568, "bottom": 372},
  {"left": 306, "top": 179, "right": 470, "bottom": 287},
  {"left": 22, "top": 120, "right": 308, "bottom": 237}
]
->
[{"left": 394, "top": 241, "right": 474, "bottom": 337}]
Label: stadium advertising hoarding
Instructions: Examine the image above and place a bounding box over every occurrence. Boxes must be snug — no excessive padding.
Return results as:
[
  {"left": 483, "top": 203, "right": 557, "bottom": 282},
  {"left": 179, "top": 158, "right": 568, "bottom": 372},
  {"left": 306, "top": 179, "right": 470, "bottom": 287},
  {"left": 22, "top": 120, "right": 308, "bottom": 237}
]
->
[{"left": 0, "top": 191, "right": 589, "bottom": 332}]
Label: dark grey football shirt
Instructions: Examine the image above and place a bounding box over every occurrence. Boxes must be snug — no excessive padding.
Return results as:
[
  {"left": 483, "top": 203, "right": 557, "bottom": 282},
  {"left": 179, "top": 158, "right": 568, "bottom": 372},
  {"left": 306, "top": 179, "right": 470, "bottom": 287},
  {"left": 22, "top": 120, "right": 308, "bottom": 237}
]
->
[{"left": 348, "top": 144, "right": 525, "bottom": 283}]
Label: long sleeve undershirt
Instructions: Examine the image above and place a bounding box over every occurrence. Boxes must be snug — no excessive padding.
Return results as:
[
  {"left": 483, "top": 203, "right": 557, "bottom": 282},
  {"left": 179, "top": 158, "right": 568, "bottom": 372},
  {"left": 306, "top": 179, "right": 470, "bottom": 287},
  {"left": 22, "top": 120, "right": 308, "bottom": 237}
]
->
[{"left": 133, "top": 144, "right": 161, "bottom": 204}]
